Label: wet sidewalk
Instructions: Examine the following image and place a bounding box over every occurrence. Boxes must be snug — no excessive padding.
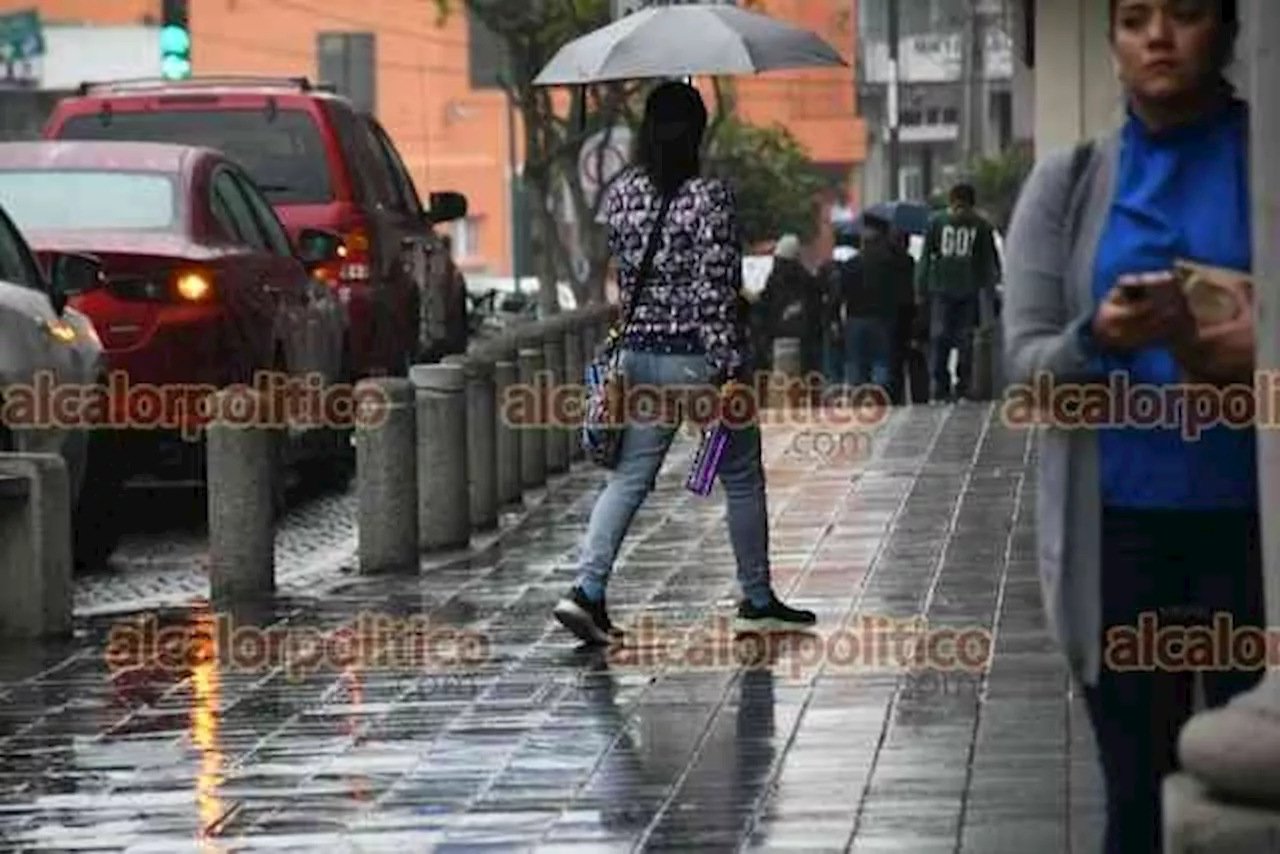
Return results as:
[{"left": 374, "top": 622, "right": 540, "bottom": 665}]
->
[{"left": 0, "top": 404, "right": 1104, "bottom": 853}]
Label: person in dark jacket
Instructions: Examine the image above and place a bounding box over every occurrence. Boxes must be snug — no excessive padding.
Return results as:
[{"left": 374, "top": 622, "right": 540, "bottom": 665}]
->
[
  {"left": 760, "top": 234, "right": 822, "bottom": 380},
  {"left": 884, "top": 228, "right": 919, "bottom": 404},
  {"left": 839, "top": 213, "right": 900, "bottom": 389},
  {"left": 818, "top": 230, "right": 858, "bottom": 386}
]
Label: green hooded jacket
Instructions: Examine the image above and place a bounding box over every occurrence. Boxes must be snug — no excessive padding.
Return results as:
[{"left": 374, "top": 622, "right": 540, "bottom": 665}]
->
[{"left": 915, "top": 207, "right": 1001, "bottom": 301}]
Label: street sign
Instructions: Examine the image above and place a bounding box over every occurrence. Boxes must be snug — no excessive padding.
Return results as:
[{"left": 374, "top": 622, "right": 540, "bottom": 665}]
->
[{"left": 0, "top": 10, "right": 43, "bottom": 63}]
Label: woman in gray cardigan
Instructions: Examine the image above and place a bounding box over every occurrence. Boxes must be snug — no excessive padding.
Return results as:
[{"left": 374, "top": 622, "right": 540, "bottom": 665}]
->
[{"left": 1001, "top": 1, "right": 1258, "bottom": 852}]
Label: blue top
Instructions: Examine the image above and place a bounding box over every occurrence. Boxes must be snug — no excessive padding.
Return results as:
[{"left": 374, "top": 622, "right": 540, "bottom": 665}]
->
[{"left": 1089, "top": 98, "right": 1257, "bottom": 509}]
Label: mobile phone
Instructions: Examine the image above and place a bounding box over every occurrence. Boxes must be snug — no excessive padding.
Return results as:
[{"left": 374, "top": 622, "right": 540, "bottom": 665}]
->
[
  {"left": 1118, "top": 282, "right": 1149, "bottom": 302},
  {"left": 1117, "top": 271, "right": 1176, "bottom": 303}
]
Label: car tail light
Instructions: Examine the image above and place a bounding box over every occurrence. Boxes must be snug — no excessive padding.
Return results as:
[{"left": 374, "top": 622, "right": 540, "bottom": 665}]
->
[
  {"left": 173, "top": 270, "right": 214, "bottom": 302},
  {"left": 316, "top": 227, "right": 371, "bottom": 285},
  {"left": 103, "top": 268, "right": 216, "bottom": 303}
]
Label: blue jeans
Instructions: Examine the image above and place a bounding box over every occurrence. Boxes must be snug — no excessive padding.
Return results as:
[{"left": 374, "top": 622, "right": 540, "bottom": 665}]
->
[
  {"left": 844, "top": 317, "right": 891, "bottom": 388},
  {"left": 823, "top": 337, "right": 843, "bottom": 385},
  {"left": 575, "top": 350, "right": 773, "bottom": 607}
]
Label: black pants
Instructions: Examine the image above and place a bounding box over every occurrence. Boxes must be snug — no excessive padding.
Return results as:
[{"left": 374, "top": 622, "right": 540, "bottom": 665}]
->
[
  {"left": 1085, "top": 508, "right": 1264, "bottom": 854},
  {"left": 928, "top": 294, "right": 979, "bottom": 400},
  {"left": 887, "top": 305, "right": 917, "bottom": 405}
]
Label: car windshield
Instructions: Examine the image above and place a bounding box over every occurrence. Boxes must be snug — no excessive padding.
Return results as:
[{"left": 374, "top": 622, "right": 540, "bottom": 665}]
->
[
  {"left": 57, "top": 108, "right": 332, "bottom": 205},
  {"left": 0, "top": 170, "right": 178, "bottom": 231}
]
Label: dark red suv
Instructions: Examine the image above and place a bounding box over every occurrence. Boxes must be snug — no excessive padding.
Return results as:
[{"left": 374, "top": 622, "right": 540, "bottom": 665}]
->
[{"left": 43, "top": 76, "right": 471, "bottom": 377}]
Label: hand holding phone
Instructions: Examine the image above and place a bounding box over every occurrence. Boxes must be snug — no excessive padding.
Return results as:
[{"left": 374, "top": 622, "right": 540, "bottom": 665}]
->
[
  {"left": 1116, "top": 270, "right": 1178, "bottom": 303},
  {"left": 1093, "top": 270, "right": 1188, "bottom": 350}
]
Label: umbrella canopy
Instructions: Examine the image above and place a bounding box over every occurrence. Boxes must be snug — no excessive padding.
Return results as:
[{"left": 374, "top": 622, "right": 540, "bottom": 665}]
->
[
  {"left": 533, "top": 4, "right": 846, "bottom": 86},
  {"left": 862, "top": 201, "right": 933, "bottom": 236}
]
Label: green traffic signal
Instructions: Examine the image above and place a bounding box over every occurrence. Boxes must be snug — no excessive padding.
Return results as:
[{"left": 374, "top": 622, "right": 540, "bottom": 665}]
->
[
  {"left": 159, "top": 24, "right": 190, "bottom": 53},
  {"left": 159, "top": 24, "right": 191, "bottom": 79},
  {"left": 161, "top": 55, "right": 192, "bottom": 79}
]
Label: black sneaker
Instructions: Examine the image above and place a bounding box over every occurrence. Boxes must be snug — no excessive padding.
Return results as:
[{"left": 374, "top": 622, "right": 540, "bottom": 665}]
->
[
  {"left": 734, "top": 594, "right": 817, "bottom": 633},
  {"left": 553, "top": 587, "right": 624, "bottom": 645}
]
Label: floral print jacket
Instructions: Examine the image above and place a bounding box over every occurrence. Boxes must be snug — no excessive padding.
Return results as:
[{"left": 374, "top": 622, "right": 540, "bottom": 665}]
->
[{"left": 602, "top": 167, "right": 749, "bottom": 385}]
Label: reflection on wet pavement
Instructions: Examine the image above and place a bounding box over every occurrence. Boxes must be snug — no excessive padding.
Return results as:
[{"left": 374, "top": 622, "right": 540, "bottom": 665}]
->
[{"left": 0, "top": 404, "right": 1105, "bottom": 852}]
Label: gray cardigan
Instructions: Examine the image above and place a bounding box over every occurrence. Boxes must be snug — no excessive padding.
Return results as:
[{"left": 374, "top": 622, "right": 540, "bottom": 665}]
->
[{"left": 1001, "top": 130, "right": 1120, "bottom": 687}]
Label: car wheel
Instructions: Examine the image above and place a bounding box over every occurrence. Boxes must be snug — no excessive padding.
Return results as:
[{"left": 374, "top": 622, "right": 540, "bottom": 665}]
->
[{"left": 72, "top": 427, "right": 130, "bottom": 574}]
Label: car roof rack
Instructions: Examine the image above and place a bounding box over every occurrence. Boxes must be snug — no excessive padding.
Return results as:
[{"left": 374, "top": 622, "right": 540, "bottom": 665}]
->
[{"left": 75, "top": 76, "right": 337, "bottom": 96}]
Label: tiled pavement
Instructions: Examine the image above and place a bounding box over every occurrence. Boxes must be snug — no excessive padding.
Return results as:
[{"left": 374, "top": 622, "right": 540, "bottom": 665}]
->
[{"left": 0, "top": 404, "right": 1107, "bottom": 852}]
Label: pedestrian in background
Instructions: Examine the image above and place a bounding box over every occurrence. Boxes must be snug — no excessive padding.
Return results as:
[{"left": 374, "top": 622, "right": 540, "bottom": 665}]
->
[
  {"left": 1002, "top": 1, "right": 1257, "bottom": 851},
  {"left": 819, "top": 229, "right": 859, "bottom": 387},
  {"left": 553, "top": 81, "right": 816, "bottom": 645},
  {"left": 885, "top": 228, "right": 920, "bottom": 405},
  {"left": 838, "top": 213, "right": 899, "bottom": 391},
  {"left": 760, "top": 234, "right": 822, "bottom": 384},
  {"left": 916, "top": 183, "right": 1001, "bottom": 401}
]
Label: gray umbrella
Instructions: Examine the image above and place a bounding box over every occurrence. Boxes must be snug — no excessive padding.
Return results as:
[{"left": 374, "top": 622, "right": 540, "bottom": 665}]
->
[{"left": 533, "top": 4, "right": 846, "bottom": 86}]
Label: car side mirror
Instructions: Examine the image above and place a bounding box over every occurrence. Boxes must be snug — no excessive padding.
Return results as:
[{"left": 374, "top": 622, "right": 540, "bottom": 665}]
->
[
  {"left": 296, "top": 227, "right": 344, "bottom": 269},
  {"left": 498, "top": 292, "right": 529, "bottom": 314},
  {"left": 425, "top": 191, "right": 467, "bottom": 225},
  {"left": 47, "top": 251, "right": 104, "bottom": 313}
]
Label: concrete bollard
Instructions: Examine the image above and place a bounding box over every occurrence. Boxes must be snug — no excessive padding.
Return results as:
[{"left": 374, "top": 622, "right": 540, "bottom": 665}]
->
[
  {"left": 0, "top": 454, "right": 71, "bottom": 638},
  {"left": 355, "top": 377, "right": 417, "bottom": 574},
  {"left": 206, "top": 389, "right": 275, "bottom": 602},
  {"left": 772, "top": 337, "right": 803, "bottom": 408},
  {"left": 410, "top": 363, "right": 471, "bottom": 551},
  {"left": 563, "top": 318, "right": 585, "bottom": 463},
  {"left": 517, "top": 346, "right": 547, "bottom": 490},
  {"left": 542, "top": 318, "right": 569, "bottom": 475},
  {"left": 492, "top": 357, "right": 522, "bottom": 508},
  {"left": 443, "top": 354, "right": 498, "bottom": 531}
]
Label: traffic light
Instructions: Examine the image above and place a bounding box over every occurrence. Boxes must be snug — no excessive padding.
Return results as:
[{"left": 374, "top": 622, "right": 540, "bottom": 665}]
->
[{"left": 160, "top": 0, "right": 191, "bottom": 79}]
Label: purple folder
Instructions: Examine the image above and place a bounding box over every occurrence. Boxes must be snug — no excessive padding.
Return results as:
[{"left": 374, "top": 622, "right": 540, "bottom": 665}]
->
[{"left": 685, "top": 422, "right": 730, "bottom": 496}]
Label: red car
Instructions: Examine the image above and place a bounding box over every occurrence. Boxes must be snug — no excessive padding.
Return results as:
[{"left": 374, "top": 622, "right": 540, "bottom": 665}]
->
[
  {"left": 43, "top": 76, "right": 471, "bottom": 377},
  {"left": 0, "top": 140, "right": 351, "bottom": 505}
]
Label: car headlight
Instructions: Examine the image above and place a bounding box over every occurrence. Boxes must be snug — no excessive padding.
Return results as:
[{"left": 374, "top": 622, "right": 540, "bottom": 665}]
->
[{"left": 46, "top": 318, "right": 77, "bottom": 344}]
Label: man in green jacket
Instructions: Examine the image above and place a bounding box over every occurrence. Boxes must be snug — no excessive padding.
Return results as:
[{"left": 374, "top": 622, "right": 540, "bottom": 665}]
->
[{"left": 915, "top": 183, "right": 1001, "bottom": 401}]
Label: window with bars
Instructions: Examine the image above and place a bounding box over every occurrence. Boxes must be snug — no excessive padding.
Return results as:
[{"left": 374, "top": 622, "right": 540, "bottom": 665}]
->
[{"left": 316, "top": 32, "right": 376, "bottom": 114}]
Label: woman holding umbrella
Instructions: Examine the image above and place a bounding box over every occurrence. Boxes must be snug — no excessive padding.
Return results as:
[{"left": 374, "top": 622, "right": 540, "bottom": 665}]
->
[{"left": 552, "top": 81, "right": 816, "bottom": 644}]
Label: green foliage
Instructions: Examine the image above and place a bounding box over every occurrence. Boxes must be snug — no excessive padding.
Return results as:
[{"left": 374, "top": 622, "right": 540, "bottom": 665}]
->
[
  {"left": 957, "top": 142, "right": 1035, "bottom": 232},
  {"left": 428, "top": 0, "right": 788, "bottom": 299},
  {"left": 704, "top": 117, "right": 829, "bottom": 246}
]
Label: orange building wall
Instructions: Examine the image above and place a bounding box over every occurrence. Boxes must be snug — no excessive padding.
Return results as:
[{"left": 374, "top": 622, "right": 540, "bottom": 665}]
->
[
  {"left": 14, "top": 0, "right": 864, "bottom": 274},
  {"left": 737, "top": 0, "right": 865, "bottom": 176},
  {"left": 189, "top": 0, "right": 509, "bottom": 274},
  {"left": 0, "top": 0, "right": 159, "bottom": 24},
  {"left": 734, "top": 0, "right": 866, "bottom": 266}
]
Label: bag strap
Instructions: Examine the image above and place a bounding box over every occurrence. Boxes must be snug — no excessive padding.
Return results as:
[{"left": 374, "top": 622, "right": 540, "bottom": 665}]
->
[
  {"left": 1064, "top": 139, "right": 1095, "bottom": 252},
  {"left": 618, "top": 190, "right": 676, "bottom": 334}
]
